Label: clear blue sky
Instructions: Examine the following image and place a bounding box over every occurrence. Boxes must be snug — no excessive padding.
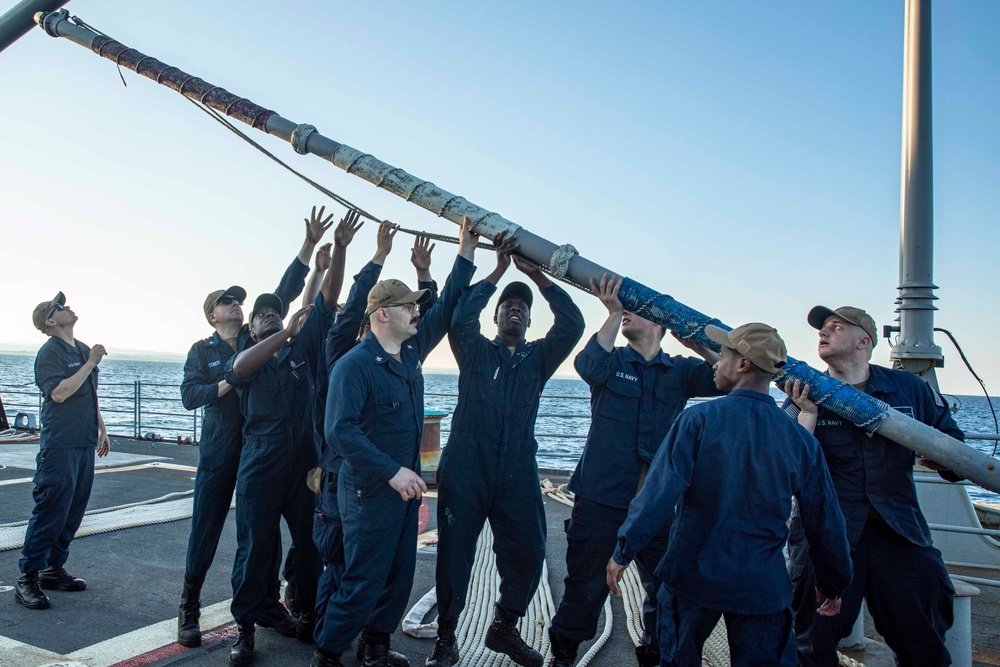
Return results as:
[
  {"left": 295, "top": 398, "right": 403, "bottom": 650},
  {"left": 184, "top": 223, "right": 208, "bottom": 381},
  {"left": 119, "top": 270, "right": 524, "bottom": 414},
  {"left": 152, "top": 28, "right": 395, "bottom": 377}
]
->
[{"left": 1, "top": 1, "right": 998, "bottom": 394}]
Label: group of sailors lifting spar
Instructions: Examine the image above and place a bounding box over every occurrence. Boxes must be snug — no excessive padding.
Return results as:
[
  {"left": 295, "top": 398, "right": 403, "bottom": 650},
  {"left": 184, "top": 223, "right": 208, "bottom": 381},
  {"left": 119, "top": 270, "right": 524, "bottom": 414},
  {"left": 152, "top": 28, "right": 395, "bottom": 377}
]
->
[{"left": 20, "top": 205, "right": 964, "bottom": 667}]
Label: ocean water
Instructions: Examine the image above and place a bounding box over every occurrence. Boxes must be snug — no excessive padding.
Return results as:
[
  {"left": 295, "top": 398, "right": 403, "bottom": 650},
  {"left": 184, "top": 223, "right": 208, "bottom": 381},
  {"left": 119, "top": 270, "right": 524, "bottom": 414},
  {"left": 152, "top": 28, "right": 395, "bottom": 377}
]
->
[{"left": 2, "top": 353, "right": 998, "bottom": 505}]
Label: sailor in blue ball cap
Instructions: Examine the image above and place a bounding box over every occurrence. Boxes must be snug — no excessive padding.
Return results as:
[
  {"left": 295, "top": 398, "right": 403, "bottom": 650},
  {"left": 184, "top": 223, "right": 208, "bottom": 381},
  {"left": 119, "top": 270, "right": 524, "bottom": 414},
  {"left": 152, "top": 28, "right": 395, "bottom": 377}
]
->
[
  {"left": 222, "top": 211, "right": 361, "bottom": 666},
  {"left": 427, "top": 232, "right": 585, "bottom": 667},
  {"left": 176, "top": 205, "right": 335, "bottom": 648}
]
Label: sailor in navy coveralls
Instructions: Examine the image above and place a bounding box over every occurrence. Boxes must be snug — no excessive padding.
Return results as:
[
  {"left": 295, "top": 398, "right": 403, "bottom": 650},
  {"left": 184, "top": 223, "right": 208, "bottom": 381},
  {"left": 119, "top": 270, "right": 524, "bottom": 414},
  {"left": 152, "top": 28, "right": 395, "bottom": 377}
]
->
[
  {"left": 609, "top": 323, "right": 852, "bottom": 667},
  {"left": 312, "top": 223, "right": 435, "bottom": 667},
  {"left": 16, "top": 292, "right": 110, "bottom": 610},
  {"left": 312, "top": 219, "right": 477, "bottom": 667},
  {"left": 223, "top": 212, "right": 360, "bottom": 666},
  {"left": 427, "top": 233, "right": 584, "bottom": 667},
  {"left": 783, "top": 306, "right": 964, "bottom": 667},
  {"left": 176, "top": 207, "right": 332, "bottom": 647},
  {"left": 548, "top": 275, "right": 721, "bottom": 667}
]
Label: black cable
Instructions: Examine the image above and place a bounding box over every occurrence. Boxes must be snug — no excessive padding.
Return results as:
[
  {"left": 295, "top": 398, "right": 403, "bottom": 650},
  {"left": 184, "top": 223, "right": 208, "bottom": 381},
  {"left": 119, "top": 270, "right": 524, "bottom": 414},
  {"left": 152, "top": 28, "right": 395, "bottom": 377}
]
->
[{"left": 935, "top": 327, "right": 998, "bottom": 455}]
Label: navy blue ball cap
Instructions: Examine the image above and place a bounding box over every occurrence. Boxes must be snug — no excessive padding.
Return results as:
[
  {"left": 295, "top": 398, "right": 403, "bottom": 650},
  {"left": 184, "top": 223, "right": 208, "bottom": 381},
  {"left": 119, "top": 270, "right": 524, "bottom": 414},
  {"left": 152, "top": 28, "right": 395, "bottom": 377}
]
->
[
  {"left": 250, "top": 293, "right": 284, "bottom": 322},
  {"left": 496, "top": 281, "right": 533, "bottom": 312}
]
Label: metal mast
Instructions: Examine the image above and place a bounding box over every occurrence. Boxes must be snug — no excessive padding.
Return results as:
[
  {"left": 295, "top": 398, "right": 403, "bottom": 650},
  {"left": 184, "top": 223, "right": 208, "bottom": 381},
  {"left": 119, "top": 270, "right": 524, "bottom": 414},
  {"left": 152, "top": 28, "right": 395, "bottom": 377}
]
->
[{"left": 892, "top": 0, "right": 944, "bottom": 387}]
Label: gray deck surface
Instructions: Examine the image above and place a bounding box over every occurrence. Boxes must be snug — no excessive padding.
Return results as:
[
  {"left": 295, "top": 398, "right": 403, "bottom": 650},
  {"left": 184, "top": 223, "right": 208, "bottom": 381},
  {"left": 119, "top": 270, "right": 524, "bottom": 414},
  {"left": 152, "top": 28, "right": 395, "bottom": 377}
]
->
[{"left": 0, "top": 437, "right": 997, "bottom": 667}]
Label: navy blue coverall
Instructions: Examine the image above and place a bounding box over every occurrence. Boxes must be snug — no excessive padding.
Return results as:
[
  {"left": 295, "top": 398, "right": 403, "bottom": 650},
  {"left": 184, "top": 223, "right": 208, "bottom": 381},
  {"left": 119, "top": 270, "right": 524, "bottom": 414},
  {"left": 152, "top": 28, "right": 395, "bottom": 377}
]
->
[
  {"left": 312, "top": 261, "right": 436, "bottom": 619},
  {"left": 784, "top": 364, "right": 963, "bottom": 667},
  {"left": 550, "top": 336, "right": 721, "bottom": 649},
  {"left": 21, "top": 338, "right": 100, "bottom": 574},
  {"left": 435, "top": 280, "right": 584, "bottom": 621},
  {"left": 224, "top": 293, "right": 332, "bottom": 626},
  {"left": 614, "top": 390, "right": 852, "bottom": 667},
  {"left": 316, "top": 255, "right": 474, "bottom": 657},
  {"left": 180, "top": 258, "right": 307, "bottom": 586}
]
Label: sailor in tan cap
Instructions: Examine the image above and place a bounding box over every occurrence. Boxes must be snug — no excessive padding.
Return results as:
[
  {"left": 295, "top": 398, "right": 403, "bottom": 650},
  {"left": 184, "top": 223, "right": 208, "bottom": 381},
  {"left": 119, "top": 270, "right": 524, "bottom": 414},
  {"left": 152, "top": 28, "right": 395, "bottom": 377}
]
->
[
  {"left": 784, "top": 305, "right": 964, "bottom": 667},
  {"left": 17, "top": 292, "right": 110, "bottom": 611}
]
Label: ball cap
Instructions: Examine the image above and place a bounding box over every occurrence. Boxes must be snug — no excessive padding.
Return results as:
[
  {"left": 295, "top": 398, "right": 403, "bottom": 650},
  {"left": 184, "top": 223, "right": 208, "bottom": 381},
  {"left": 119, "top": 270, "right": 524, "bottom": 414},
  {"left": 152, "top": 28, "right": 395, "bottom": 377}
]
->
[
  {"left": 365, "top": 279, "right": 430, "bottom": 316},
  {"left": 32, "top": 291, "right": 66, "bottom": 333},
  {"left": 203, "top": 285, "right": 247, "bottom": 323},
  {"left": 496, "top": 281, "right": 533, "bottom": 313},
  {"left": 807, "top": 305, "right": 877, "bottom": 348},
  {"left": 250, "top": 293, "right": 284, "bottom": 322},
  {"left": 705, "top": 322, "right": 787, "bottom": 374}
]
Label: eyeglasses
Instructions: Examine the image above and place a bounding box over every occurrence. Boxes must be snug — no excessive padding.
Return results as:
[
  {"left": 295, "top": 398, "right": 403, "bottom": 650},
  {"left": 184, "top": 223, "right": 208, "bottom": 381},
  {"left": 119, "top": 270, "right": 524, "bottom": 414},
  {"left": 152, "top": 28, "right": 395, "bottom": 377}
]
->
[
  {"left": 388, "top": 303, "right": 418, "bottom": 314},
  {"left": 217, "top": 296, "right": 244, "bottom": 306},
  {"left": 46, "top": 303, "right": 66, "bottom": 319}
]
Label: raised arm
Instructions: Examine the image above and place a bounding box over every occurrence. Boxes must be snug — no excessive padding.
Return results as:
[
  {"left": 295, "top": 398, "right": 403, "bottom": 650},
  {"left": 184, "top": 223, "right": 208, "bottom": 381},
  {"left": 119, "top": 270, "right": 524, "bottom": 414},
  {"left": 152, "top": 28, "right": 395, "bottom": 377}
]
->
[
  {"left": 321, "top": 210, "right": 364, "bottom": 310},
  {"left": 411, "top": 234, "right": 438, "bottom": 316},
  {"left": 47, "top": 344, "right": 105, "bottom": 404},
  {"left": 301, "top": 243, "right": 331, "bottom": 308},
  {"left": 413, "top": 217, "right": 478, "bottom": 359},
  {"left": 226, "top": 305, "right": 313, "bottom": 383},
  {"left": 517, "top": 258, "right": 584, "bottom": 379},
  {"left": 297, "top": 204, "right": 334, "bottom": 265},
  {"left": 326, "top": 221, "right": 394, "bottom": 370}
]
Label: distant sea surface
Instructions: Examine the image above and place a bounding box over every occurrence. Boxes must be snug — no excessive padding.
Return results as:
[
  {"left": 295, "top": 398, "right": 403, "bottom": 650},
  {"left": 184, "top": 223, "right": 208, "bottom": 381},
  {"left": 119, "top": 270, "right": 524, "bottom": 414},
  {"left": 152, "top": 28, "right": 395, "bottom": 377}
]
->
[{"left": 2, "top": 353, "right": 998, "bottom": 505}]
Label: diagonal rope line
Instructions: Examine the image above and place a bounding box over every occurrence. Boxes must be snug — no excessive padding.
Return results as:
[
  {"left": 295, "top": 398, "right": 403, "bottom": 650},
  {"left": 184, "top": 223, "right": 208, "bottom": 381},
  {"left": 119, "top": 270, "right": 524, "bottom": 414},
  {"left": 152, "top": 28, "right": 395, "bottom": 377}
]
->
[{"left": 182, "top": 97, "right": 593, "bottom": 293}]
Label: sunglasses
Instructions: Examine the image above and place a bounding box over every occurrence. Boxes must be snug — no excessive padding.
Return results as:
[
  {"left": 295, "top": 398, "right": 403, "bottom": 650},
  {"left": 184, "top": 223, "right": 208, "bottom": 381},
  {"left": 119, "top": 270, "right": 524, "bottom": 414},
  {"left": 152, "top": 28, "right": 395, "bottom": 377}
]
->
[
  {"left": 217, "top": 296, "right": 244, "bottom": 306},
  {"left": 46, "top": 303, "right": 66, "bottom": 319}
]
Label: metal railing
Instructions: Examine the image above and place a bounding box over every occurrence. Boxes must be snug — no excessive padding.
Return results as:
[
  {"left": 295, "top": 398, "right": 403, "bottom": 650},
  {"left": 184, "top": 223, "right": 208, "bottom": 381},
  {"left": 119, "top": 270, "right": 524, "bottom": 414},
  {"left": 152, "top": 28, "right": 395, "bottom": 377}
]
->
[{"left": 0, "top": 381, "right": 200, "bottom": 441}]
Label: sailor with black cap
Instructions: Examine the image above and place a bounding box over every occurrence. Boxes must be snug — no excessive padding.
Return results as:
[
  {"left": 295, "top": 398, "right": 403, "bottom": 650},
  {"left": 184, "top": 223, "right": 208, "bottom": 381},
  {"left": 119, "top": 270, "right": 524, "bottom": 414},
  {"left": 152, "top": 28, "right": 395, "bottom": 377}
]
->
[
  {"left": 15, "top": 292, "right": 110, "bottom": 611},
  {"left": 608, "top": 323, "right": 852, "bottom": 667},
  {"left": 312, "top": 218, "right": 479, "bottom": 667},
  {"left": 221, "top": 211, "right": 361, "bottom": 665},
  {"left": 176, "top": 206, "right": 335, "bottom": 648},
  {"left": 782, "top": 305, "right": 964, "bottom": 667},
  {"left": 426, "top": 232, "right": 585, "bottom": 667}
]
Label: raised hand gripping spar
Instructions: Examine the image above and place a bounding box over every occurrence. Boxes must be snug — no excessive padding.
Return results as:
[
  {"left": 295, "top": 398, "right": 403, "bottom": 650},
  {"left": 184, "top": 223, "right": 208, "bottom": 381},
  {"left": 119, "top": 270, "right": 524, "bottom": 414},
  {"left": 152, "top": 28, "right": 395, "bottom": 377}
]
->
[{"left": 26, "top": 9, "right": 1000, "bottom": 492}]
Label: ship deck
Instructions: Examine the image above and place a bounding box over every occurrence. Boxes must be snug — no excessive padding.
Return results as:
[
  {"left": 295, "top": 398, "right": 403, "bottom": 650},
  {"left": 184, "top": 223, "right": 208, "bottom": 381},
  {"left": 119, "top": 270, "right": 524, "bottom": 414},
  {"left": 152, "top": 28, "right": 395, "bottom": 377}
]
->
[{"left": 0, "top": 438, "right": 998, "bottom": 667}]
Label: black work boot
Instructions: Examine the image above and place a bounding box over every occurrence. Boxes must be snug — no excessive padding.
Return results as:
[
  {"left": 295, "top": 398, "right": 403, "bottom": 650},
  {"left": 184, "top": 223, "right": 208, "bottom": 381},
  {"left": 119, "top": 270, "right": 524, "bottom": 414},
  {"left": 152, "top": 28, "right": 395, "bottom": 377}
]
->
[
  {"left": 229, "top": 623, "right": 255, "bottom": 666},
  {"left": 257, "top": 599, "right": 297, "bottom": 637},
  {"left": 15, "top": 572, "right": 51, "bottom": 610},
  {"left": 424, "top": 617, "right": 460, "bottom": 667},
  {"left": 357, "top": 635, "right": 411, "bottom": 667},
  {"left": 364, "top": 639, "right": 411, "bottom": 667},
  {"left": 634, "top": 644, "right": 659, "bottom": 667},
  {"left": 310, "top": 649, "right": 344, "bottom": 667},
  {"left": 547, "top": 628, "right": 580, "bottom": 667},
  {"left": 177, "top": 576, "right": 203, "bottom": 647},
  {"left": 38, "top": 565, "right": 87, "bottom": 591},
  {"left": 484, "top": 604, "right": 543, "bottom": 667},
  {"left": 297, "top": 611, "right": 317, "bottom": 644}
]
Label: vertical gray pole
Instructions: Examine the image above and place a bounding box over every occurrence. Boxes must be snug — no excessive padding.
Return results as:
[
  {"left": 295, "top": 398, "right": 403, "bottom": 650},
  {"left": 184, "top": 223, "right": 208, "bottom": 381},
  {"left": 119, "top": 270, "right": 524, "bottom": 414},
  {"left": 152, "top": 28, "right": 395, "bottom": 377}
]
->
[
  {"left": 892, "top": 0, "right": 943, "bottom": 389},
  {"left": 0, "top": 0, "right": 69, "bottom": 53}
]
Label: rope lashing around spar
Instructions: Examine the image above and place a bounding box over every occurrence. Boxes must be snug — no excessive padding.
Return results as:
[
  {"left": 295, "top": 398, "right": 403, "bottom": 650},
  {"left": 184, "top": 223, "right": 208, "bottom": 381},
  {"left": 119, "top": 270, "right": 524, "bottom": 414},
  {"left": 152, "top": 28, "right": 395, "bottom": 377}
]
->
[{"left": 291, "top": 123, "right": 317, "bottom": 155}]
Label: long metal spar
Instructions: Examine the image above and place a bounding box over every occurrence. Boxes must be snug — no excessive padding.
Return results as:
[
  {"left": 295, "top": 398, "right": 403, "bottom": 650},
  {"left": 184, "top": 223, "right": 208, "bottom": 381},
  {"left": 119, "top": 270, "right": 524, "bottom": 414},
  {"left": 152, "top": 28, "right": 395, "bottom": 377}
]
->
[{"left": 32, "top": 10, "right": 1000, "bottom": 492}]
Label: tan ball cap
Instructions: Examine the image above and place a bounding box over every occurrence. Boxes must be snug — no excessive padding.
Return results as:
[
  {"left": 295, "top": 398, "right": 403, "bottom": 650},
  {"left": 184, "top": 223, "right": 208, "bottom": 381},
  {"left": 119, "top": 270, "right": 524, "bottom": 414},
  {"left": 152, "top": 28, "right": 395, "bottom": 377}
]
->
[
  {"left": 705, "top": 323, "right": 787, "bottom": 374},
  {"left": 808, "top": 305, "right": 877, "bottom": 347},
  {"left": 32, "top": 291, "right": 66, "bottom": 333},
  {"left": 365, "top": 279, "right": 430, "bottom": 317},
  {"left": 203, "top": 285, "right": 247, "bottom": 323}
]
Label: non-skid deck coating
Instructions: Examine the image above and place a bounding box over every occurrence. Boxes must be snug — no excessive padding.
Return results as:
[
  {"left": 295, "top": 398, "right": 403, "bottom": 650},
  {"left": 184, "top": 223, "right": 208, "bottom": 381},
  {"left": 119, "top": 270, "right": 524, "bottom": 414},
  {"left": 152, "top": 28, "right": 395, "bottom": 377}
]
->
[{"left": 0, "top": 437, "right": 997, "bottom": 667}]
